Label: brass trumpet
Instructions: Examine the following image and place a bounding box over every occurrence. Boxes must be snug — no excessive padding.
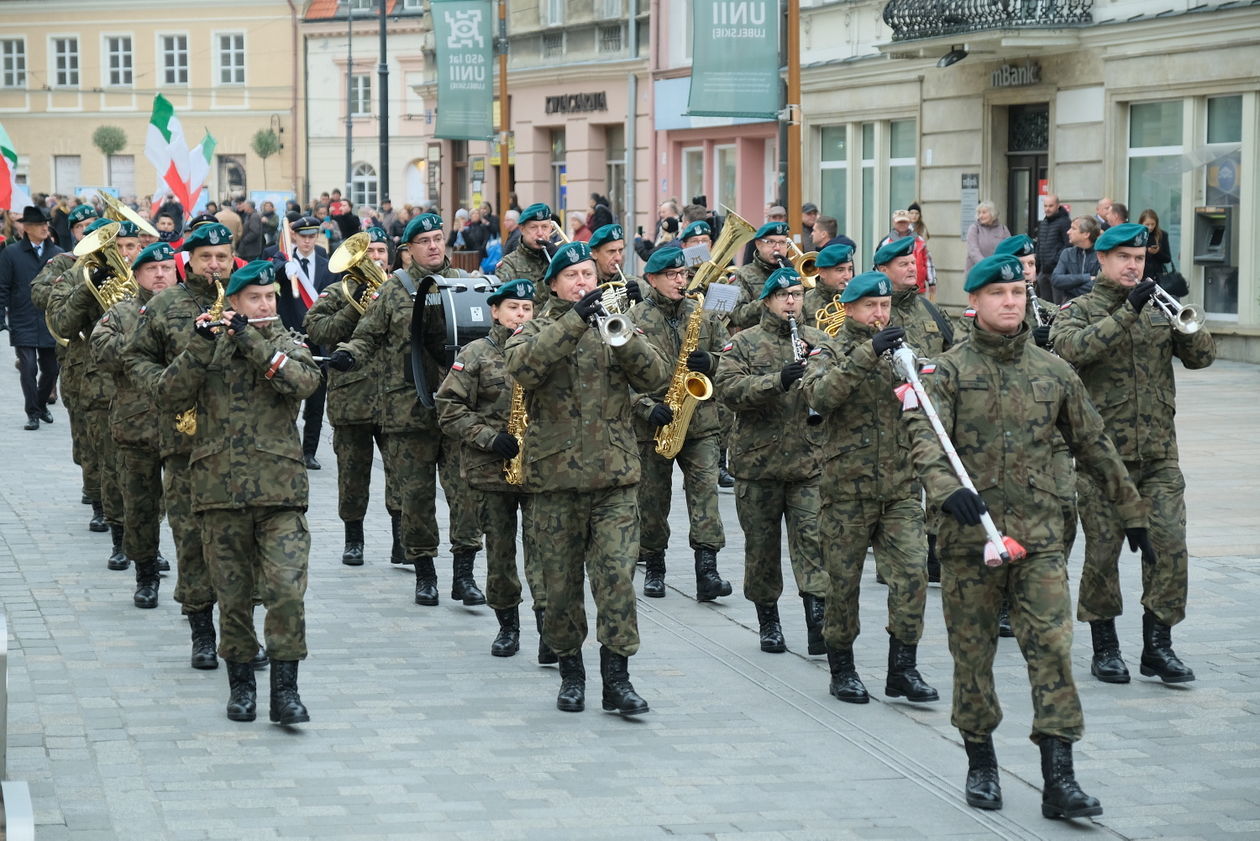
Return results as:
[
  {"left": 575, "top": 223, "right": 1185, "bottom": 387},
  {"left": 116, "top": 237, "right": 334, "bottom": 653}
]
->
[{"left": 331, "top": 232, "right": 390, "bottom": 314}]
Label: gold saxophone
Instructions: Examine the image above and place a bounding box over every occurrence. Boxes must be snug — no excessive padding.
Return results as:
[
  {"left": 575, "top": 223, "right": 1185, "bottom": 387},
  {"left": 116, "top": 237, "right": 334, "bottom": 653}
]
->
[
  {"left": 654, "top": 292, "right": 715, "bottom": 458},
  {"left": 503, "top": 381, "right": 528, "bottom": 485},
  {"left": 174, "top": 276, "right": 225, "bottom": 436}
]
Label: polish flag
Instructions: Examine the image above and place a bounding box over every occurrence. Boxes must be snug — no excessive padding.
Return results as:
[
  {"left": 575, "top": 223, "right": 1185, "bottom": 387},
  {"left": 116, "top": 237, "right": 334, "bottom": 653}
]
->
[
  {"left": 144, "top": 95, "right": 192, "bottom": 212},
  {"left": 0, "top": 123, "right": 32, "bottom": 211}
]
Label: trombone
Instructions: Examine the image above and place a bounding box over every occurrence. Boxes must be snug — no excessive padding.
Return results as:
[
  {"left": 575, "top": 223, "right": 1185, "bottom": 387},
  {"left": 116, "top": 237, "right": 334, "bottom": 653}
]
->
[{"left": 1151, "top": 285, "right": 1205, "bottom": 334}]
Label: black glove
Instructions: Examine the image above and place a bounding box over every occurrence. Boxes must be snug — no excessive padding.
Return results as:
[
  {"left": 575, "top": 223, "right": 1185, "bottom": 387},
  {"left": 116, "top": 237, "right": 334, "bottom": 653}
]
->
[
  {"left": 226, "top": 312, "right": 249, "bottom": 334},
  {"left": 1125, "top": 527, "right": 1158, "bottom": 566},
  {"left": 624, "top": 279, "right": 643, "bottom": 304},
  {"left": 573, "top": 287, "right": 605, "bottom": 322},
  {"left": 648, "top": 403, "right": 674, "bottom": 427},
  {"left": 1127, "top": 279, "right": 1157, "bottom": 312},
  {"left": 941, "top": 488, "right": 987, "bottom": 527},
  {"left": 326, "top": 349, "right": 356, "bottom": 371},
  {"left": 686, "top": 348, "right": 713, "bottom": 374},
  {"left": 90, "top": 266, "right": 112, "bottom": 288},
  {"left": 490, "top": 431, "right": 519, "bottom": 459},
  {"left": 194, "top": 319, "right": 218, "bottom": 342},
  {"left": 1032, "top": 325, "right": 1052, "bottom": 348},
  {"left": 353, "top": 282, "right": 370, "bottom": 302},
  {"left": 871, "top": 325, "right": 906, "bottom": 356},
  {"left": 780, "top": 360, "right": 807, "bottom": 390}
]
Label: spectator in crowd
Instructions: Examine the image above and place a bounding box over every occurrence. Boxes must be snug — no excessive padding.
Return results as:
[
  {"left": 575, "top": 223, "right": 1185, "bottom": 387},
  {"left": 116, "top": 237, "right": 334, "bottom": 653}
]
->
[
  {"left": 810, "top": 215, "right": 838, "bottom": 249},
  {"left": 1051, "top": 215, "right": 1102, "bottom": 302},
  {"left": 332, "top": 200, "right": 360, "bottom": 242},
  {"left": 379, "top": 198, "right": 397, "bottom": 235},
  {"left": 0, "top": 206, "right": 62, "bottom": 429},
  {"left": 0, "top": 209, "right": 20, "bottom": 250},
  {"left": 461, "top": 208, "right": 494, "bottom": 258},
  {"left": 479, "top": 201, "right": 499, "bottom": 237},
  {"left": 634, "top": 200, "right": 682, "bottom": 260},
  {"left": 878, "top": 209, "right": 937, "bottom": 300},
  {"left": 1035, "top": 192, "right": 1072, "bottom": 300},
  {"left": 907, "top": 201, "right": 930, "bottom": 240},
  {"left": 567, "top": 210, "right": 592, "bottom": 243},
  {"left": 1104, "top": 202, "right": 1129, "bottom": 229},
  {"left": 447, "top": 208, "right": 471, "bottom": 250},
  {"left": 801, "top": 202, "right": 819, "bottom": 242},
  {"left": 1139, "top": 208, "right": 1174, "bottom": 282},
  {"left": 216, "top": 202, "right": 243, "bottom": 242},
  {"left": 316, "top": 203, "right": 340, "bottom": 251},
  {"left": 501, "top": 209, "right": 521, "bottom": 255},
  {"left": 154, "top": 213, "right": 180, "bottom": 243},
  {"left": 588, "top": 194, "right": 613, "bottom": 232},
  {"left": 965, "top": 201, "right": 1011, "bottom": 272},
  {"left": 259, "top": 200, "right": 280, "bottom": 251},
  {"left": 390, "top": 205, "right": 412, "bottom": 243},
  {"left": 236, "top": 199, "right": 266, "bottom": 260},
  {"left": 1095, "top": 197, "right": 1113, "bottom": 230},
  {"left": 205, "top": 201, "right": 220, "bottom": 216},
  {"left": 50, "top": 195, "right": 72, "bottom": 247}
]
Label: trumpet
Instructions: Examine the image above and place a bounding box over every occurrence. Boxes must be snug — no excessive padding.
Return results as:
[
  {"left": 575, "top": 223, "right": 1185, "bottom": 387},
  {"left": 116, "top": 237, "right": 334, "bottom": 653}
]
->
[
  {"left": 788, "top": 316, "right": 823, "bottom": 426},
  {"left": 1150, "top": 284, "right": 1205, "bottom": 334},
  {"left": 786, "top": 241, "right": 819, "bottom": 287},
  {"left": 587, "top": 281, "right": 635, "bottom": 347}
]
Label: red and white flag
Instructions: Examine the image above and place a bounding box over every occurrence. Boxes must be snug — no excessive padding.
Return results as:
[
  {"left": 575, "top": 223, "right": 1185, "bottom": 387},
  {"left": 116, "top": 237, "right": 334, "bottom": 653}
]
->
[
  {"left": 144, "top": 95, "right": 192, "bottom": 212},
  {"left": 0, "top": 122, "right": 33, "bottom": 211}
]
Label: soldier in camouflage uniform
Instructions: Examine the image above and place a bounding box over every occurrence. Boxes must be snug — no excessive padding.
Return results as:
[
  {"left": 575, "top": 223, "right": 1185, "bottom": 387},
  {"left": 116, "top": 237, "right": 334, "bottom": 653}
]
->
[
  {"left": 504, "top": 241, "right": 670, "bottom": 716},
  {"left": 727, "top": 221, "right": 788, "bottom": 330},
  {"left": 802, "top": 242, "right": 855, "bottom": 335},
  {"left": 714, "top": 266, "right": 830, "bottom": 656},
  {"left": 627, "top": 246, "right": 732, "bottom": 602},
  {"left": 496, "top": 203, "right": 556, "bottom": 304},
  {"left": 158, "top": 260, "right": 321, "bottom": 725},
  {"left": 328, "top": 213, "right": 485, "bottom": 607},
  {"left": 303, "top": 227, "right": 401, "bottom": 566},
  {"left": 803, "top": 271, "right": 937, "bottom": 706},
  {"left": 90, "top": 242, "right": 178, "bottom": 608},
  {"left": 904, "top": 253, "right": 1152, "bottom": 820},
  {"left": 1050, "top": 223, "right": 1215, "bottom": 685},
  {"left": 436, "top": 278, "right": 553, "bottom": 662}
]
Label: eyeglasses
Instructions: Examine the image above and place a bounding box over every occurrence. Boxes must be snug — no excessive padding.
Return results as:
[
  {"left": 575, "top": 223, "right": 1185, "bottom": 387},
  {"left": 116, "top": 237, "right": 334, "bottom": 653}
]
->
[
  {"left": 773, "top": 290, "right": 805, "bottom": 300},
  {"left": 659, "top": 269, "right": 687, "bottom": 281}
]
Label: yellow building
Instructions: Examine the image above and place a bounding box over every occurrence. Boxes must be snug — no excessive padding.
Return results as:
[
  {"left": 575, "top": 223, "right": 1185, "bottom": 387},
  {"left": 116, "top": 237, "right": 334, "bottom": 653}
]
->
[{"left": 0, "top": 0, "right": 302, "bottom": 204}]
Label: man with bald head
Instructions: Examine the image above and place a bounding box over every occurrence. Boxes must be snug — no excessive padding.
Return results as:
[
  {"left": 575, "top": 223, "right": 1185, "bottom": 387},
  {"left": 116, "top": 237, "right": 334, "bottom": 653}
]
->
[{"left": 1035, "top": 193, "right": 1071, "bottom": 300}]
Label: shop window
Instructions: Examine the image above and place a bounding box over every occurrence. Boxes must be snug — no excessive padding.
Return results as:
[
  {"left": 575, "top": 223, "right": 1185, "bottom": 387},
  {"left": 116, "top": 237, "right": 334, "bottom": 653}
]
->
[
  {"left": 889, "top": 118, "right": 917, "bottom": 216},
  {"left": 1203, "top": 95, "right": 1242, "bottom": 317},
  {"left": 605, "top": 124, "right": 626, "bottom": 222},
  {"left": 818, "top": 125, "right": 847, "bottom": 233},
  {"left": 1127, "top": 100, "right": 1184, "bottom": 262},
  {"left": 681, "top": 147, "right": 703, "bottom": 208},
  {"left": 860, "top": 123, "right": 875, "bottom": 263},
  {"left": 550, "top": 130, "right": 567, "bottom": 217},
  {"left": 714, "top": 145, "right": 736, "bottom": 213}
]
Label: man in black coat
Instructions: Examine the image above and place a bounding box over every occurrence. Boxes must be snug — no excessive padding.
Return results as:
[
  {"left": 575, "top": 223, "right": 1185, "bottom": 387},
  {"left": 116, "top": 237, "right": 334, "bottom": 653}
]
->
[
  {"left": 1035, "top": 193, "right": 1072, "bottom": 301},
  {"left": 0, "top": 206, "right": 63, "bottom": 429}
]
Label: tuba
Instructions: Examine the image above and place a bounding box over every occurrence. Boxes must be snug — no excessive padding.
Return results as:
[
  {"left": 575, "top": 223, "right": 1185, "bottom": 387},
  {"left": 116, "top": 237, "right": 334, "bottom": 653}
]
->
[
  {"left": 815, "top": 297, "right": 846, "bottom": 337},
  {"left": 331, "top": 232, "right": 390, "bottom": 314},
  {"left": 174, "top": 276, "right": 225, "bottom": 436},
  {"left": 504, "top": 382, "right": 528, "bottom": 485},
  {"left": 687, "top": 208, "right": 756, "bottom": 294},
  {"left": 72, "top": 221, "right": 140, "bottom": 313},
  {"left": 99, "top": 191, "right": 159, "bottom": 239},
  {"left": 654, "top": 292, "right": 714, "bottom": 458}
]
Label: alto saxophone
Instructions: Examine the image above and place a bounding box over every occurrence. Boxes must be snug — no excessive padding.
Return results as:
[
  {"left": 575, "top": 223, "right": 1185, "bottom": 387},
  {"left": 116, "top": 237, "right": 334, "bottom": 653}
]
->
[
  {"left": 503, "top": 381, "right": 528, "bottom": 485},
  {"left": 654, "top": 293, "right": 715, "bottom": 458},
  {"left": 174, "top": 275, "right": 225, "bottom": 436}
]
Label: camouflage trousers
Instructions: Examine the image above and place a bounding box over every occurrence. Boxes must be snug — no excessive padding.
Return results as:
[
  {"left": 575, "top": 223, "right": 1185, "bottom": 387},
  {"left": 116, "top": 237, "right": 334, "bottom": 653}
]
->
[
  {"left": 81, "top": 405, "right": 110, "bottom": 506},
  {"left": 118, "top": 443, "right": 163, "bottom": 562},
  {"left": 941, "top": 549, "right": 1083, "bottom": 744},
  {"left": 332, "top": 422, "right": 400, "bottom": 521},
  {"left": 200, "top": 507, "right": 310, "bottom": 662},
  {"left": 636, "top": 434, "right": 725, "bottom": 554},
  {"left": 528, "top": 486, "right": 640, "bottom": 658},
  {"left": 479, "top": 489, "right": 544, "bottom": 611},
  {"left": 1077, "top": 458, "right": 1187, "bottom": 627},
  {"left": 164, "top": 453, "right": 215, "bottom": 615},
  {"left": 735, "top": 478, "right": 828, "bottom": 603},
  {"left": 440, "top": 437, "right": 483, "bottom": 553},
  {"left": 383, "top": 430, "right": 440, "bottom": 560},
  {"left": 67, "top": 403, "right": 84, "bottom": 471},
  {"left": 821, "top": 495, "right": 927, "bottom": 650},
  {"left": 716, "top": 403, "right": 734, "bottom": 453}
]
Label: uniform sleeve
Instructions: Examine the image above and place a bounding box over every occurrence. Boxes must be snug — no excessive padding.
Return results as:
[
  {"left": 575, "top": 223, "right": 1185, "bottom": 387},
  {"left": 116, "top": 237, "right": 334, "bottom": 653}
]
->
[
  {"left": 337, "top": 283, "right": 393, "bottom": 363},
  {"left": 1172, "top": 324, "right": 1215, "bottom": 371},
  {"left": 48, "top": 275, "right": 104, "bottom": 338},
  {"left": 726, "top": 274, "right": 762, "bottom": 330},
  {"left": 804, "top": 338, "right": 881, "bottom": 413},
  {"left": 303, "top": 288, "right": 361, "bottom": 347},
  {"left": 902, "top": 361, "right": 964, "bottom": 510},
  {"left": 1056, "top": 370, "right": 1147, "bottom": 528},
  {"left": 233, "top": 327, "right": 322, "bottom": 400},
  {"left": 30, "top": 255, "right": 68, "bottom": 312},
  {"left": 1050, "top": 297, "right": 1141, "bottom": 367},
  {"left": 156, "top": 330, "right": 217, "bottom": 409},
  {"left": 713, "top": 339, "right": 786, "bottom": 411},
  {"left": 504, "top": 309, "right": 587, "bottom": 389},
  {"left": 435, "top": 351, "right": 499, "bottom": 452},
  {"left": 612, "top": 330, "right": 671, "bottom": 395},
  {"left": 89, "top": 307, "right": 127, "bottom": 374}
]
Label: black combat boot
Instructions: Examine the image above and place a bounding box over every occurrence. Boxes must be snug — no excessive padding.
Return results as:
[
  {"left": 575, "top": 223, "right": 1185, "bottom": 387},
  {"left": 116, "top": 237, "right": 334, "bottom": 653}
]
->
[
  {"left": 156, "top": 549, "right": 170, "bottom": 572},
  {"left": 717, "top": 449, "right": 734, "bottom": 489},
  {"left": 492, "top": 607, "right": 520, "bottom": 657},
  {"left": 826, "top": 647, "right": 869, "bottom": 704},
  {"left": 188, "top": 609, "right": 219, "bottom": 670},
  {"left": 251, "top": 647, "right": 269, "bottom": 670},
  {"left": 997, "top": 598, "right": 1014, "bottom": 638},
  {"left": 225, "top": 660, "right": 257, "bottom": 722},
  {"left": 450, "top": 549, "right": 486, "bottom": 605},
  {"left": 1140, "top": 610, "right": 1195, "bottom": 683},
  {"left": 414, "top": 557, "right": 439, "bottom": 605},
  {"left": 341, "top": 519, "right": 365, "bottom": 566},
  {"left": 81, "top": 489, "right": 92, "bottom": 505},
  {"left": 641, "top": 550, "right": 666, "bottom": 598},
  {"left": 1039, "top": 737, "right": 1102, "bottom": 819},
  {"left": 885, "top": 635, "right": 939, "bottom": 702},
  {"left": 600, "top": 645, "right": 649, "bottom": 716},
  {"left": 535, "top": 608, "right": 557, "bottom": 664},
  {"left": 694, "top": 548, "right": 731, "bottom": 602},
  {"left": 132, "top": 560, "right": 160, "bottom": 609},
  {"left": 556, "top": 653, "right": 586, "bottom": 712},
  {"left": 1088, "top": 619, "right": 1130, "bottom": 683},
  {"left": 754, "top": 603, "right": 786, "bottom": 653},
  {"left": 389, "top": 510, "right": 408, "bottom": 564},
  {"left": 89, "top": 500, "right": 108, "bottom": 532},
  {"left": 964, "top": 737, "right": 1003, "bottom": 810},
  {"left": 107, "top": 523, "right": 129, "bottom": 570},
  {"left": 927, "top": 534, "right": 941, "bottom": 584},
  {"left": 269, "top": 660, "right": 310, "bottom": 725},
  {"left": 802, "top": 593, "right": 826, "bottom": 655}
]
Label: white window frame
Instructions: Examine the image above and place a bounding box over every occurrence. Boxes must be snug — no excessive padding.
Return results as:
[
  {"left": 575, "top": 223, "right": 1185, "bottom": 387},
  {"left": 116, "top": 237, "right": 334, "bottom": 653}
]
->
[
  {"left": 0, "top": 38, "right": 26, "bottom": 88},
  {"left": 350, "top": 0, "right": 375, "bottom": 10},
  {"left": 216, "top": 32, "right": 246, "bottom": 86},
  {"left": 50, "top": 35, "right": 79, "bottom": 88},
  {"left": 712, "top": 143, "right": 737, "bottom": 212},
  {"left": 597, "top": 23, "right": 623, "bottom": 54},
  {"left": 103, "top": 34, "right": 133, "bottom": 87},
  {"left": 542, "top": 31, "right": 565, "bottom": 59},
  {"left": 401, "top": 0, "right": 423, "bottom": 8},
  {"left": 350, "top": 73, "right": 371, "bottom": 115},
  {"left": 351, "top": 161, "right": 378, "bottom": 207},
  {"left": 595, "top": 0, "right": 623, "bottom": 19},
  {"left": 159, "top": 33, "right": 189, "bottom": 86},
  {"left": 540, "top": 0, "right": 565, "bottom": 27},
  {"left": 680, "top": 146, "right": 704, "bottom": 207}
]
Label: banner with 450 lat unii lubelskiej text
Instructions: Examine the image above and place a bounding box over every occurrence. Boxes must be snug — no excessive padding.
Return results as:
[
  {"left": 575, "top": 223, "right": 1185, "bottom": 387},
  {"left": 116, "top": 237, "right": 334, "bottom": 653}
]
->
[
  {"left": 687, "top": 0, "right": 781, "bottom": 119},
  {"left": 433, "top": 0, "right": 495, "bottom": 141}
]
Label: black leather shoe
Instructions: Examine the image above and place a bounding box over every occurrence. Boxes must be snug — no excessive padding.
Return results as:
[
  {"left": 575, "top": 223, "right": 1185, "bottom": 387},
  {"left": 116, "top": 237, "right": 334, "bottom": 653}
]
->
[
  {"left": 964, "top": 737, "right": 1003, "bottom": 810},
  {"left": 1140, "top": 610, "right": 1195, "bottom": 683},
  {"left": 188, "top": 609, "right": 219, "bottom": 670},
  {"left": 802, "top": 593, "right": 826, "bottom": 655},
  {"left": 885, "top": 636, "right": 939, "bottom": 702},
  {"left": 251, "top": 647, "right": 269, "bottom": 670},
  {"left": 827, "top": 647, "right": 869, "bottom": 704},
  {"left": 414, "top": 557, "right": 439, "bottom": 605},
  {"left": 132, "top": 560, "right": 160, "bottom": 609},
  {"left": 38, "top": 409, "right": 54, "bottom": 424},
  {"left": 694, "top": 548, "right": 731, "bottom": 602},
  {"left": 107, "top": 523, "right": 130, "bottom": 570},
  {"left": 755, "top": 603, "right": 786, "bottom": 653},
  {"left": 1039, "top": 738, "right": 1102, "bottom": 819},
  {"left": 1089, "top": 619, "right": 1131, "bottom": 683},
  {"left": 600, "top": 646, "right": 649, "bottom": 716},
  {"left": 388, "top": 510, "right": 409, "bottom": 564},
  {"left": 23, "top": 417, "right": 39, "bottom": 431},
  {"left": 535, "top": 608, "right": 557, "bottom": 664},
  {"left": 491, "top": 607, "right": 520, "bottom": 657},
  {"left": 556, "top": 654, "right": 586, "bottom": 712},
  {"left": 641, "top": 550, "right": 666, "bottom": 598},
  {"left": 450, "top": 550, "right": 486, "bottom": 605},
  {"left": 341, "top": 519, "right": 365, "bottom": 566},
  {"left": 269, "top": 660, "right": 310, "bottom": 725},
  {"left": 89, "top": 500, "right": 108, "bottom": 532},
  {"left": 225, "top": 661, "right": 257, "bottom": 722},
  {"left": 998, "top": 599, "right": 1015, "bottom": 638},
  {"left": 303, "top": 454, "right": 321, "bottom": 470},
  {"left": 156, "top": 550, "right": 170, "bottom": 572}
]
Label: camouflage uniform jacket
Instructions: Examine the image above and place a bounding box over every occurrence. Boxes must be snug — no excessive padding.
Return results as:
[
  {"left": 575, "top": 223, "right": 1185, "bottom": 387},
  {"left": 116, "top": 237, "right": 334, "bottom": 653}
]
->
[
  {"left": 31, "top": 252, "right": 80, "bottom": 402},
  {"left": 122, "top": 271, "right": 222, "bottom": 458},
  {"left": 503, "top": 293, "right": 671, "bottom": 492},
  {"left": 45, "top": 258, "right": 116, "bottom": 409},
  {"left": 1049, "top": 274, "right": 1215, "bottom": 462},
  {"left": 303, "top": 281, "right": 379, "bottom": 427},
  {"left": 727, "top": 254, "right": 778, "bottom": 330},
  {"left": 803, "top": 284, "right": 844, "bottom": 334},
  {"left": 905, "top": 323, "right": 1146, "bottom": 558},
  {"left": 156, "top": 322, "right": 320, "bottom": 512},
  {"left": 90, "top": 287, "right": 159, "bottom": 448},
  {"left": 803, "top": 316, "right": 916, "bottom": 501},
  {"left": 627, "top": 284, "right": 728, "bottom": 444},
  {"left": 715, "top": 307, "right": 829, "bottom": 482},
  {"left": 891, "top": 287, "right": 952, "bottom": 358},
  {"left": 496, "top": 243, "right": 551, "bottom": 304},
  {"left": 434, "top": 322, "right": 518, "bottom": 492}
]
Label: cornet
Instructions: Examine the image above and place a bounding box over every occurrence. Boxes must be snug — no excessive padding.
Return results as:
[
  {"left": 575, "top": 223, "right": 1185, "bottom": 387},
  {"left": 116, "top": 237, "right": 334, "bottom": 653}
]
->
[{"left": 1150, "top": 285, "right": 1205, "bottom": 334}]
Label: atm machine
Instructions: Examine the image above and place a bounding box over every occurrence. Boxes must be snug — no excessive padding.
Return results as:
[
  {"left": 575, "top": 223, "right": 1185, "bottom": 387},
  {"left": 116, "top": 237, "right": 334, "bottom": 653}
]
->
[{"left": 1194, "top": 206, "right": 1239, "bottom": 315}]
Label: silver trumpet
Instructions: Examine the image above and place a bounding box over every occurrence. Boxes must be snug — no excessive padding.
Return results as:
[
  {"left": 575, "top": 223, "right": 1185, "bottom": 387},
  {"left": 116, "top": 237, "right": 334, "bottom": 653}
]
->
[
  {"left": 1150, "top": 284, "right": 1205, "bottom": 334},
  {"left": 588, "top": 281, "right": 635, "bottom": 347}
]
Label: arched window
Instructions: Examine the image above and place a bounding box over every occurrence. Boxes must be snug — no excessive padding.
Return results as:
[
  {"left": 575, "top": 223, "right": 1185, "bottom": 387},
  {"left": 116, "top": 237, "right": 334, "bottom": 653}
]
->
[{"left": 350, "top": 162, "right": 377, "bottom": 208}]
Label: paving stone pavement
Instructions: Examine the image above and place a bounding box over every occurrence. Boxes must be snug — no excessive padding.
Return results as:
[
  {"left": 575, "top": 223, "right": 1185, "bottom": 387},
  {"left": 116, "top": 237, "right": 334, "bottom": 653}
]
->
[{"left": 0, "top": 358, "right": 1256, "bottom": 841}]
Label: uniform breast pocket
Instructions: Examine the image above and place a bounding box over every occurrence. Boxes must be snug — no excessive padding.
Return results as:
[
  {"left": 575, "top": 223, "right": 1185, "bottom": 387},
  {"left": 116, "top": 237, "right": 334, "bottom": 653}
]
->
[{"left": 1031, "top": 379, "right": 1061, "bottom": 425}]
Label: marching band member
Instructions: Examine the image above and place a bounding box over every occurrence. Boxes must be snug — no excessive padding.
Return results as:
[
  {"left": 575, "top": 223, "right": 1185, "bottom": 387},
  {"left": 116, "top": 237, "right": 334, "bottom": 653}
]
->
[
  {"left": 803, "top": 242, "right": 855, "bottom": 333},
  {"left": 728, "top": 221, "right": 790, "bottom": 330},
  {"left": 496, "top": 203, "right": 558, "bottom": 302}
]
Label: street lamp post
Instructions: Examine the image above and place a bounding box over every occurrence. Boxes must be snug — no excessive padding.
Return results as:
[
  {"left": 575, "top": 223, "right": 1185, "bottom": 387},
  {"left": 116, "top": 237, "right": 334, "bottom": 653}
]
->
[
  {"left": 378, "top": 0, "right": 390, "bottom": 205},
  {"left": 345, "top": 0, "right": 354, "bottom": 199}
]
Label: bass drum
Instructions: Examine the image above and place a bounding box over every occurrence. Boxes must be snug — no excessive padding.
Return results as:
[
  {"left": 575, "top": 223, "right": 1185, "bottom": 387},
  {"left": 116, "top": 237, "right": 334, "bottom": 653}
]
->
[{"left": 409, "top": 275, "right": 495, "bottom": 408}]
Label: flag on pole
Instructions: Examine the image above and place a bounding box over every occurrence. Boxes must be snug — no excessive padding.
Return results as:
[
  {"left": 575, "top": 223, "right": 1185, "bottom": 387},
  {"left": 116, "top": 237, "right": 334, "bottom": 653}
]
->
[
  {"left": 186, "top": 130, "right": 216, "bottom": 211},
  {"left": 144, "top": 94, "right": 192, "bottom": 212},
  {"left": 0, "top": 122, "right": 33, "bottom": 211}
]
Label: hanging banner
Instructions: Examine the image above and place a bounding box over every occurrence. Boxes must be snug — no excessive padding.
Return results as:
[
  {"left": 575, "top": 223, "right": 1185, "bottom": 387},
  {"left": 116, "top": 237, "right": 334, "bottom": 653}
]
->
[
  {"left": 687, "top": 0, "right": 781, "bottom": 119},
  {"left": 433, "top": 0, "right": 495, "bottom": 141}
]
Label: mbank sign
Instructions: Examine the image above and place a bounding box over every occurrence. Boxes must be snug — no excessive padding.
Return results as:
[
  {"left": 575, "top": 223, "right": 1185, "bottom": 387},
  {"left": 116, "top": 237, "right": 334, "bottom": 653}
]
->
[{"left": 991, "top": 62, "right": 1041, "bottom": 88}]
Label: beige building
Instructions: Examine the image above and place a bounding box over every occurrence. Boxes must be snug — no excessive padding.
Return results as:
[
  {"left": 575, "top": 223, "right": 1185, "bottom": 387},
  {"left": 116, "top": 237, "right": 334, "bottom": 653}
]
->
[{"left": 0, "top": 0, "right": 302, "bottom": 204}]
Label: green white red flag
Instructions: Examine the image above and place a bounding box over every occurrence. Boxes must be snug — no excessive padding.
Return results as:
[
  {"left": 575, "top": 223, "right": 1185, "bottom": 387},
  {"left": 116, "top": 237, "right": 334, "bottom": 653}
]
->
[
  {"left": 144, "top": 94, "right": 192, "bottom": 212},
  {"left": 0, "top": 122, "right": 33, "bottom": 211}
]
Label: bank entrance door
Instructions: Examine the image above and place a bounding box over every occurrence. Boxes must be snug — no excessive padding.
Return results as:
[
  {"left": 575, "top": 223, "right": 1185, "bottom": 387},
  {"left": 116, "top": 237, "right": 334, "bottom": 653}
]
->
[{"left": 1006, "top": 104, "right": 1049, "bottom": 238}]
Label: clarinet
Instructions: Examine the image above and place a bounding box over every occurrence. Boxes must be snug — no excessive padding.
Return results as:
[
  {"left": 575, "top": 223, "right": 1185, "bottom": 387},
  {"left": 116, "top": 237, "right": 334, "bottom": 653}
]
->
[{"left": 788, "top": 316, "right": 824, "bottom": 426}]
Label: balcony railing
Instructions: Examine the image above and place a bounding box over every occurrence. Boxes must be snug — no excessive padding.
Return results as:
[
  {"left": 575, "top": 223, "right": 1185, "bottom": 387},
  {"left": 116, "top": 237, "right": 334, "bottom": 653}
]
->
[{"left": 882, "top": 0, "right": 1094, "bottom": 41}]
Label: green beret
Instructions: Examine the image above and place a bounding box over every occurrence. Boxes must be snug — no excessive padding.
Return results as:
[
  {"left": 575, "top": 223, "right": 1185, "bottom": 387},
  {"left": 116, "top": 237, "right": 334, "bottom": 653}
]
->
[
  {"left": 366, "top": 226, "right": 389, "bottom": 244},
  {"left": 815, "top": 242, "right": 854, "bottom": 269},
  {"left": 994, "top": 234, "right": 1035, "bottom": 258},
  {"left": 872, "top": 236, "right": 915, "bottom": 267},
  {"left": 755, "top": 222, "right": 790, "bottom": 239},
  {"left": 839, "top": 271, "right": 893, "bottom": 304},
  {"left": 759, "top": 266, "right": 802, "bottom": 299},
  {"left": 224, "top": 260, "right": 277, "bottom": 296},
  {"left": 642, "top": 246, "right": 686, "bottom": 275},
  {"left": 519, "top": 203, "right": 552, "bottom": 225},
  {"left": 1095, "top": 222, "right": 1150, "bottom": 252},
  {"left": 588, "top": 224, "right": 624, "bottom": 250},
  {"left": 132, "top": 242, "right": 176, "bottom": 269},
  {"left": 542, "top": 241, "right": 593, "bottom": 284},
  {"left": 680, "top": 220, "right": 711, "bottom": 242},
  {"left": 487, "top": 278, "right": 536, "bottom": 306},
  {"left": 964, "top": 254, "right": 1025, "bottom": 293},
  {"left": 182, "top": 222, "right": 233, "bottom": 252},
  {"left": 84, "top": 218, "right": 116, "bottom": 235},
  {"left": 68, "top": 205, "right": 98, "bottom": 225},
  {"left": 114, "top": 220, "right": 140, "bottom": 239},
  {"left": 402, "top": 213, "right": 443, "bottom": 243}
]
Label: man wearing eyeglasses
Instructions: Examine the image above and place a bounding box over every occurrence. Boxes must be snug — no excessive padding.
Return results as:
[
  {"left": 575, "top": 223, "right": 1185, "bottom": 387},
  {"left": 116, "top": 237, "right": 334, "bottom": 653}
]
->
[{"left": 727, "top": 222, "right": 790, "bottom": 330}]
